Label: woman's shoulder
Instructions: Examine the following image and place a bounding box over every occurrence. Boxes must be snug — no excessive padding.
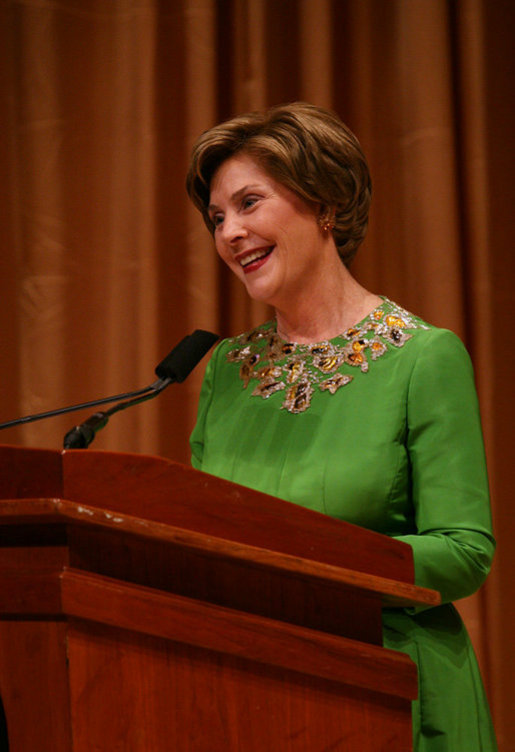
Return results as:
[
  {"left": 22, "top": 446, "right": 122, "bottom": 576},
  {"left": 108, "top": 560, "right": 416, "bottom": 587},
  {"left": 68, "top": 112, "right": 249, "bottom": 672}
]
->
[
  {"left": 334, "top": 297, "right": 468, "bottom": 370},
  {"left": 378, "top": 298, "right": 469, "bottom": 353},
  {"left": 377, "top": 300, "right": 476, "bottom": 391},
  {"left": 204, "top": 320, "right": 277, "bottom": 379}
]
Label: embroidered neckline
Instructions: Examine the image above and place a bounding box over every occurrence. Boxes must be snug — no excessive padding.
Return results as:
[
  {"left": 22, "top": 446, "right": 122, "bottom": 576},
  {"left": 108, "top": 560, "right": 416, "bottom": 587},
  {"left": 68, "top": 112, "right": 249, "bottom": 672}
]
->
[{"left": 225, "top": 298, "right": 429, "bottom": 413}]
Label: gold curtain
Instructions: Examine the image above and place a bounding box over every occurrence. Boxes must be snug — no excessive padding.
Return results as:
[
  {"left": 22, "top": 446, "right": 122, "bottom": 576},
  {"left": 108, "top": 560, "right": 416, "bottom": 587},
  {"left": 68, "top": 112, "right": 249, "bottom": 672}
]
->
[{"left": 1, "top": 0, "right": 513, "bottom": 746}]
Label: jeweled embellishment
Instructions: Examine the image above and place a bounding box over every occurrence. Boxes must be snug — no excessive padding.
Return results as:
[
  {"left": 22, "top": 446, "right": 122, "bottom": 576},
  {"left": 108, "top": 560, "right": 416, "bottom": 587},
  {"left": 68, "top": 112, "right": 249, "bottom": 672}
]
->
[
  {"left": 225, "top": 299, "right": 429, "bottom": 413},
  {"left": 319, "top": 373, "right": 353, "bottom": 394},
  {"left": 314, "top": 353, "right": 344, "bottom": 373},
  {"left": 283, "top": 380, "right": 314, "bottom": 413},
  {"left": 369, "top": 340, "right": 387, "bottom": 359},
  {"left": 285, "top": 359, "right": 305, "bottom": 383},
  {"left": 239, "top": 354, "right": 260, "bottom": 387},
  {"left": 253, "top": 378, "right": 284, "bottom": 398}
]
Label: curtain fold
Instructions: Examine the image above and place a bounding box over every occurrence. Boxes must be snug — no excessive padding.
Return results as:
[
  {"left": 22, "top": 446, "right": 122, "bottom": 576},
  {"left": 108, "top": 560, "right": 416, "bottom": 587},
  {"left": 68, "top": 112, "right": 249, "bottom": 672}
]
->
[{"left": 1, "top": 0, "right": 513, "bottom": 746}]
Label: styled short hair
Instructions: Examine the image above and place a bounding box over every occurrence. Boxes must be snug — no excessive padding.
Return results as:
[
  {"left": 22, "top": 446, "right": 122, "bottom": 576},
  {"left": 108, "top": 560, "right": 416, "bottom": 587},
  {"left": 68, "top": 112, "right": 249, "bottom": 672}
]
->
[{"left": 186, "top": 102, "right": 372, "bottom": 265}]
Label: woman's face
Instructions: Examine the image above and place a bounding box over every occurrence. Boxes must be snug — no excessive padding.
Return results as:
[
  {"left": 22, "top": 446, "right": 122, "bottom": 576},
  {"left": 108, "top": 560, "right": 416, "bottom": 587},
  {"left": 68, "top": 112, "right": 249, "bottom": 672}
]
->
[{"left": 208, "top": 154, "right": 327, "bottom": 309}]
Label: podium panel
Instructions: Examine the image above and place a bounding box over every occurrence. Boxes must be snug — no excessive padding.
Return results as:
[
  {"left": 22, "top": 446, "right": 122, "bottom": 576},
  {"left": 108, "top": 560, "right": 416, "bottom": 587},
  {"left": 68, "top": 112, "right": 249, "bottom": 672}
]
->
[{"left": 0, "top": 445, "right": 439, "bottom": 751}]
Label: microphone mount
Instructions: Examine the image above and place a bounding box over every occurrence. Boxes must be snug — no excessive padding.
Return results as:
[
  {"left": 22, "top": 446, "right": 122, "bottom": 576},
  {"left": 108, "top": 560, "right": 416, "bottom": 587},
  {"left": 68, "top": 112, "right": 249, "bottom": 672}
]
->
[{"left": 62, "top": 377, "right": 172, "bottom": 449}]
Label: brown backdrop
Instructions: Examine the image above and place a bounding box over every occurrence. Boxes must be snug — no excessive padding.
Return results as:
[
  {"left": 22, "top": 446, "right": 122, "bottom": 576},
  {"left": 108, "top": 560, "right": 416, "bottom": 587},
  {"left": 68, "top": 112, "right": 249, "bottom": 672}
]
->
[{"left": 1, "top": 1, "right": 514, "bottom": 748}]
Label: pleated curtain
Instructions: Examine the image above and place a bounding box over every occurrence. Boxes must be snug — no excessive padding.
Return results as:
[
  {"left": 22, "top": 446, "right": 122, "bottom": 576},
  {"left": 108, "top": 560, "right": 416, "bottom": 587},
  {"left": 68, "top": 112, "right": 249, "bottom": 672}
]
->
[{"left": 1, "top": 1, "right": 513, "bottom": 747}]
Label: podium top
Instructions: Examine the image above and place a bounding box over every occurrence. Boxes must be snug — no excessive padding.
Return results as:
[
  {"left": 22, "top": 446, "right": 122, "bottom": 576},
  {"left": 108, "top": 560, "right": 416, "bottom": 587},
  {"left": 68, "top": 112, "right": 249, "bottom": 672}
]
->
[{"left": 0, "top": 444, "right": 439, "bottom": 609}]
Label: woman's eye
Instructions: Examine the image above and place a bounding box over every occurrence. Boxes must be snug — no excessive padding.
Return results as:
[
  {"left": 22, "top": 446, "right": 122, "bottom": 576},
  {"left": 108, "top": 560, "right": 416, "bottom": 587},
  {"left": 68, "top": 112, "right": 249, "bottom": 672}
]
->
[
  {"left": 212, "top": 214, "right": 224, "bottom": 227},
  {"left": 242, "top": 196, "right": 259, "bottom": 210}
]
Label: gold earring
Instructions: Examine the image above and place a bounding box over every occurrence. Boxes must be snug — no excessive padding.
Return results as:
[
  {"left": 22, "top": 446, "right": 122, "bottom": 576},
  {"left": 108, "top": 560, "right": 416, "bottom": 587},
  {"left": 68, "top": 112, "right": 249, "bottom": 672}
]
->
[{"left": 319, "top": 215, "right": 334, "bottom": 232}]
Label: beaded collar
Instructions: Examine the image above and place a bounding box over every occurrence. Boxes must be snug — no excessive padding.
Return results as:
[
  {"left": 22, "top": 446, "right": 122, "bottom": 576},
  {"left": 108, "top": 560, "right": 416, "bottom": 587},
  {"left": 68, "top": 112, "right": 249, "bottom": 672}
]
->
[{"left": 225, "top": 298, "right": 429, "bottom": 414}]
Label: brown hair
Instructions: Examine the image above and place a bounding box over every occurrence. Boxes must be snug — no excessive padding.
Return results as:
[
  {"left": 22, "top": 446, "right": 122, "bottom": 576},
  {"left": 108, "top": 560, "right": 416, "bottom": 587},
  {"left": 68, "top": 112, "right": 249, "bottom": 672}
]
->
[{"left": 186, "top": 102, "right": 372, "bottom": 266}]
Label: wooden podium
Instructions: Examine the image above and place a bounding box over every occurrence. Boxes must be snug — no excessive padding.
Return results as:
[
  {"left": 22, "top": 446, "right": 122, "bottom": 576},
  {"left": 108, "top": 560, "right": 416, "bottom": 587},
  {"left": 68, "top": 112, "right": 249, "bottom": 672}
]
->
[{"left": 0, "top": 444, "right": 439, "bottom": 751}]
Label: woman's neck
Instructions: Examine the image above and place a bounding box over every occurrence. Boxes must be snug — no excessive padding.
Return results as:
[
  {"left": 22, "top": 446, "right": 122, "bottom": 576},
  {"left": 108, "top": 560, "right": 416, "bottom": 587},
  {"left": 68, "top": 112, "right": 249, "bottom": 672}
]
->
[{"left": 274, "top": 265, "right": 381, "bottom": 344}]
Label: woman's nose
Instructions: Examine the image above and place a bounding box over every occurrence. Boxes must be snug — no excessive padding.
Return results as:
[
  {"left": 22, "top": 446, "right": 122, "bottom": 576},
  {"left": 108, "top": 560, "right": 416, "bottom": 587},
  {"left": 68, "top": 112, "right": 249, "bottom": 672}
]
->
[{"left": 221, "top": 212, "right": 248, "bottom": 244}]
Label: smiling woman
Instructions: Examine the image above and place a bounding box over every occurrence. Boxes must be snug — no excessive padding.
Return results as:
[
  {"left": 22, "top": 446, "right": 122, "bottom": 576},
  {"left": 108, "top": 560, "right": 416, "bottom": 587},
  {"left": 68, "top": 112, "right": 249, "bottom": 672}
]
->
[
  {"left": 185, "top": 103, "right": 498, "bottom": 751},
  {"left": 187, "top": 103, "right": 378, "bottom": 343}
]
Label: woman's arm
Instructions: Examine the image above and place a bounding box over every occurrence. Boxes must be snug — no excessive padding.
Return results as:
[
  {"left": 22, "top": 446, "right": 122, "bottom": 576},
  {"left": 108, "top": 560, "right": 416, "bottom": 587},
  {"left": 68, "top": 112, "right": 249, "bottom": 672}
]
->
[{"left": 395, "top": 328, "right": 495, "bottom": 604}]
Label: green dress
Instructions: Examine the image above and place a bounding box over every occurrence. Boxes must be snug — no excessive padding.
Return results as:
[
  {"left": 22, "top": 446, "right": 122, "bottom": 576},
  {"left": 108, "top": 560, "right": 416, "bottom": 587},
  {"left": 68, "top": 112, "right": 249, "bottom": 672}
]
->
[{"left": 190, "top": 297, "right": 497, "bottom": 750}]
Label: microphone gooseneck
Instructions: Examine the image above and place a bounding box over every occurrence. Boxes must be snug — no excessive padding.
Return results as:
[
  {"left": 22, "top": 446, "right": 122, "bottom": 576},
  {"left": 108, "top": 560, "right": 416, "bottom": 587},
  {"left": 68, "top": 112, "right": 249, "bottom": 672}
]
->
[{"left": 0, "top": 330, "right": 219, "bottom": 449}]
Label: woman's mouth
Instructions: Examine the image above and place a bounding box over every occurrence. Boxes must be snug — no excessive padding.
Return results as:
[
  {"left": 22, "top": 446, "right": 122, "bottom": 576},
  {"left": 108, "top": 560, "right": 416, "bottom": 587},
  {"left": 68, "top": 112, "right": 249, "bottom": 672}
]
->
[{"left": 238, "top": 246, "right": 275, "bottom": 274}]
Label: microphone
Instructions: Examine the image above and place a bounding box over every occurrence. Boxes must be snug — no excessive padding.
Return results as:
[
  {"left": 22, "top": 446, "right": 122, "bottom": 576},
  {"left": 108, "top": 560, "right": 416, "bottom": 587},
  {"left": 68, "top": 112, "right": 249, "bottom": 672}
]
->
[
  {"left": 155, "top": 330, "right": 221, "bottom": 382},
  {"left": 0, "top": 330, "right": 218, "bottom": 448},
  {"left": 62, "top": 330, "right": 218, "bottom": 448}
]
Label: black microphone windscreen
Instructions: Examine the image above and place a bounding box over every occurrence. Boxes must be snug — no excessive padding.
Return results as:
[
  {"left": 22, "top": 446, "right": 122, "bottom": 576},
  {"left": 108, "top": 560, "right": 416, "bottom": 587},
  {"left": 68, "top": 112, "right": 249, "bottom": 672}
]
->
[{"left": 155, "top": 330, "right": 218, "bottom": 382}]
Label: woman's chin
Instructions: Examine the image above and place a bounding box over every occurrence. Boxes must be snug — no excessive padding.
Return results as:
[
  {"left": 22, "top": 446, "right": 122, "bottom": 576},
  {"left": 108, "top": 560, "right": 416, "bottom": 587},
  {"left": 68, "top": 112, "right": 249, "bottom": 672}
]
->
[{"left": 242, "top": 276, "right": 280, "bottom": 306}]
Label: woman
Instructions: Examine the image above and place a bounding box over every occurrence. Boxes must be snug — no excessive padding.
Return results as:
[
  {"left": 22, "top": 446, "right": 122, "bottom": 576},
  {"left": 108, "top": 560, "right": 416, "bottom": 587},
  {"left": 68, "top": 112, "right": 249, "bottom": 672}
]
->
[{"left": 186, "top": 102, "right": 497, "bottom": 750}]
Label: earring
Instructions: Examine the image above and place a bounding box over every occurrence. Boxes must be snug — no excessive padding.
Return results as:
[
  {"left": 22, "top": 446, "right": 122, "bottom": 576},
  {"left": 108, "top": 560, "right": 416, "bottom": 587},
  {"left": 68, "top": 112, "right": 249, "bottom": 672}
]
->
[{"left": 319, "top": 215, "right": 334, "bottom": 232}]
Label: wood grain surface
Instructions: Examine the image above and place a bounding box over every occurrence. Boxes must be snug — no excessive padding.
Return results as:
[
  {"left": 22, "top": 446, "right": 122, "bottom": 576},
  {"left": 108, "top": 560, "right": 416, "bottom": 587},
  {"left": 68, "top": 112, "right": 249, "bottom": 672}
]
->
[{"left": 0, "top": 445, "right": 431, "bottom": 750}]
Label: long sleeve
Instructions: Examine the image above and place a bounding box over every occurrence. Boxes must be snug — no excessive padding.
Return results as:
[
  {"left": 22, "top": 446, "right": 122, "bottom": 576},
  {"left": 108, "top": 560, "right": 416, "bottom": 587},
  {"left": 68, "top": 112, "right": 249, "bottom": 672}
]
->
[{"left": 394, "top": 328, "right": 495, "bottom": 604}]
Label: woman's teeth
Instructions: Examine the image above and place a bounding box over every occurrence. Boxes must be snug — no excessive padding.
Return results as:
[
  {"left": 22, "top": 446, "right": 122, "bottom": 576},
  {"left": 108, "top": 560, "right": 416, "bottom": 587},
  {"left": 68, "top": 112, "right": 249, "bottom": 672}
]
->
[{"left": 240, "top": 247, "right": 273, "bottom": 267}]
